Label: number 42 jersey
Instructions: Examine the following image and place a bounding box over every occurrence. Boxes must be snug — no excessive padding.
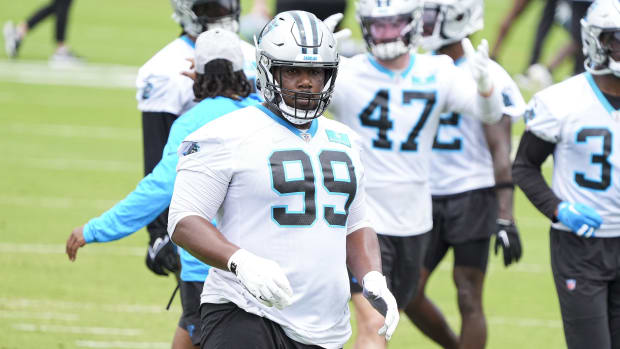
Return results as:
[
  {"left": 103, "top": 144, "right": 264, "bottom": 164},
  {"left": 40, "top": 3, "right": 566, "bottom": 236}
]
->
[
  {"left": 169, "top": 104, "right": 370, "bottom": 348},
  {"left": 330, "top": 53, "right": 496, "bottom": 236},
  {"left": 525, "top": 72, "right": 620, "bottom": 237}
]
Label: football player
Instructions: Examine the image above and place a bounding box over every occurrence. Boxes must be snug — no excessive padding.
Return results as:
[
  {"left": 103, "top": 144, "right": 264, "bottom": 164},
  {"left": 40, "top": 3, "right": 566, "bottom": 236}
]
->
[
  {"left": 403, "top": 1, "right": 526, "bottom": 348},
  {"left": 167, "top": 11, "right": 399, "bottom": 348},
  {"left": 513, "top": 0, "right": 620, "bottom": 347},
  {"left": 66, "top": 29, "right": 261, "bottom": 349},
  {"left": 136, "top": 0, "right": 255, "bottom": 279},
  {"left": 326, "top": 0, "right": 504, "bottom": 347}
]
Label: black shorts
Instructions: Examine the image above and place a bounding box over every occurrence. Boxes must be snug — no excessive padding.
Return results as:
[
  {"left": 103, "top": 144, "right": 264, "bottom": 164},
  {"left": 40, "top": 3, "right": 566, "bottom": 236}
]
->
[
  {"left": 424, "top": 188, "right": 497, "bottom": 272},
  {"left": 550, "top": 228, "right": 620, "bottom": 349},
  {"left": 200, "top": 302, "right": 324, "bottom": 349},
  {"left": 350, "top": 233, "right": 430, "bottom": 309},
  {"left": 178, "top": 281, "right": 203, "bottom": 346}
]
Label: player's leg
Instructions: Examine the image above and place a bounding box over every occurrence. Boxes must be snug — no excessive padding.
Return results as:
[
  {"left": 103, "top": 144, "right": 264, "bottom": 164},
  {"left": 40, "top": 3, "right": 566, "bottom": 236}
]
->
[
  {"left": 24, "top": 2, "right": 56, "bottom": 34},
  {"left": 452, "top": 239, "right": 490, "bottom": 349},
  {"left": 527, "top": 0, "right": 558, "bottom": 67},
  {"left": 490, "top": 0, "right": 532, "bottom": 60},
  {"left": 175, "top": 281, "right": 202, "bottom": 349},
  {"left": 550, "top": 228, "right": 611, "bottom": 349},
  {"left": 406, "top": 200, "right": 459, "bottom": 349},
  {"left": 609, "top": 264, "right": 620, "bottom": 349}
]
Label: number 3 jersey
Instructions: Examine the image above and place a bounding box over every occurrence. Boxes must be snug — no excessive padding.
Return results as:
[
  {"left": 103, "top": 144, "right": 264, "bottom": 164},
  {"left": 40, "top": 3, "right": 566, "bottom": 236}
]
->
[
  {"left": 168, "top": 105, "right": 370, "bottom": 348},
  {"left": 330, "top": 53, "right": 496, "bottom": 236},
  {"left": 525, "top": 72, "right": 620, "bottom": 237}
]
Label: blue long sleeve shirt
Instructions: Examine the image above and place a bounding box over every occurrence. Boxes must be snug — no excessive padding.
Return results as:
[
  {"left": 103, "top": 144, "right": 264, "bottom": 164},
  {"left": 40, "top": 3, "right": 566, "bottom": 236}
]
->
[{"left": 82, "top": 93, "right": 262, "bottom": 281}]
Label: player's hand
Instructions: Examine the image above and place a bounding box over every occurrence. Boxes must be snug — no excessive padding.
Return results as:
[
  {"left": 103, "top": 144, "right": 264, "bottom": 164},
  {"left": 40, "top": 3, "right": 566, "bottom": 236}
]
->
[
  {"left": 462, "top": 38, "right": 493, "bottom": 96},
  {"left": 146, "top": 233, "right": 180, "bottom": 276},
  {"left": 181, "top": 58, "right": 197, "bottom": 81},
  {"left": 494, "top": 219, "right": 522, "bottom": 266},
  {"left": 66, "top": 225, "right": 86, "bottom": 261},
  {"left": 362, "top": 271, "right": 400, "bottom": 341},
  {"left": 557, "top": 202, "right": 603, "bottom": 238},
  {"left": 228, "top": 249, "right": 293, "bottom": 309},
  {"left": 324, "top": 13, "right": 352, "bottom": 42}
]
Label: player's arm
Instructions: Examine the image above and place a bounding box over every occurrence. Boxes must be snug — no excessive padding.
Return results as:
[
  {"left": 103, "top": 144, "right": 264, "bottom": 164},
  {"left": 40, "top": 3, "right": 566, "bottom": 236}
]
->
[{"left": 484, "top": 115, "right": 522, "bottom": 266}]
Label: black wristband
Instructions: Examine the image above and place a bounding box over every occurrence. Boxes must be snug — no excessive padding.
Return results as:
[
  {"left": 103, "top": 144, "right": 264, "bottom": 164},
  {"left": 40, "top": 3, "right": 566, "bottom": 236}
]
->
[{"left": 495, "top": 182, "right": 515, "bottom": 190}]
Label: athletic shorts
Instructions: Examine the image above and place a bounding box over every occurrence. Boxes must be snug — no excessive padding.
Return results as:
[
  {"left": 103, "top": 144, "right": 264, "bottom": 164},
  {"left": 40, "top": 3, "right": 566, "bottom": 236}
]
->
[
  {"left": 350, "top": 233, "right": 430, "bottom": 309},
  {"left": 178, "top": 281, "right": 203, "bottom": 346},
  {"left": 424, "top": 188, "right": 497, "bottom": 272},
  {"left": 200, "top": 302, "right": 324, "bottom": 349},
  {"left": 550, "top": 228, "right": 620, "bottom": 349}
]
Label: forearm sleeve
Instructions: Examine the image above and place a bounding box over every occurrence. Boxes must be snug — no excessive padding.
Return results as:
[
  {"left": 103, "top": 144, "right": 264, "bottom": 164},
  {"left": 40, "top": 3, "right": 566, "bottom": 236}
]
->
[{"left": 512, "top": 131, "right": 561, "bottom": 221}]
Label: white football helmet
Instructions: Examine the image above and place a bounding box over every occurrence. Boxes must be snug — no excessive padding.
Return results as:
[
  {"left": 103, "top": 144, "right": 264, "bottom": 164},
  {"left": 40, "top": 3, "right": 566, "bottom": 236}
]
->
[
  {"left": 356, "top": 0, "right": 424, "bottom": 60},
  {"left": 581, "top": 0, "right": 620, "bottom": 76},
  {"left": 170, "top": 0, "right": 240, "bottom": 37},
  {"left": 420, "top": 0, "right": 484, "bottom": 52},
  {"left": 254, "top": 11, "right": 339, "bottom": 125}
]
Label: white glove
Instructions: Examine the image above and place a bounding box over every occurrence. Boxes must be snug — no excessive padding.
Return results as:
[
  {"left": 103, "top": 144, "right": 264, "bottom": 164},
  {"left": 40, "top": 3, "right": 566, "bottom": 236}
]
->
[
  {"left": 323, "top": 13, "right": 352, "bottom": 43},
  {"left": 462, "top": 38, "right": 493, "bottom": 96},
  {"left": 227, "top": 249, "right": 293, "bottom": 309},
  {"left": 362, "top": 271, "right": 400, "bottom": 341}
]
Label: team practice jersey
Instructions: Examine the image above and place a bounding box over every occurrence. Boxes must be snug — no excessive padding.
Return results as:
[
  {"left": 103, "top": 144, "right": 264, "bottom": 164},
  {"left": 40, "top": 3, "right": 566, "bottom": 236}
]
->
[
  {"left": 82, "top": 94, "right": 262, "bottom": 281},
  {"left": 168, "top": 105, "right": 370, "bottom": 348},
  {"left": 136, "top": 35, "right": 256, "bottom": 115},
  {"left": 330, "top": 53, "right": 499, "bottom": 236},
  {"left": 526, "top": 72, "right": 620, "bottom": 237},
  {"left": 431, "top": 58, "right": 526, "bottom": 196}
]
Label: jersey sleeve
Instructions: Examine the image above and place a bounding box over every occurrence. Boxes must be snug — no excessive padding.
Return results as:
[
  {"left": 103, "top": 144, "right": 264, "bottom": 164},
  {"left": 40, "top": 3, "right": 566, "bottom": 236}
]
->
[
  {"left": 167, "top": 134, "right": 234, "bottom": 235},
  {"left": 492, "top": 62, "right": 527, "bottom": 120},
  {"left": 136, "top": 68, "right": 193, "bottom": 115},
  {"left": 523, "top": 93, "right": 562, "bottom": 143},
  {"left": 345, "top": 135, "right": 372, "bottom": 234}
]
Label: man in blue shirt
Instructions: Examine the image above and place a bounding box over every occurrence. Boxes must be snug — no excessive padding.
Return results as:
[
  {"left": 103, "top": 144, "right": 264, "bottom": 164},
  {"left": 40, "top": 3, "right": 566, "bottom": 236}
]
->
[{"left": 65, "top": 29, "right": 260, "bottom": 349}]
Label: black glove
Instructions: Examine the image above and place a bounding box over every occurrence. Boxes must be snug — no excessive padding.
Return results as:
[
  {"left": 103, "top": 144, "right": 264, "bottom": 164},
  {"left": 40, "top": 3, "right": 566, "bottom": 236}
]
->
[
  {"left": 146, "top": 233, "right": 180, "bottom": 276},
  {"left": 494, "top": 219, "right": 522, "bottom": 267}
]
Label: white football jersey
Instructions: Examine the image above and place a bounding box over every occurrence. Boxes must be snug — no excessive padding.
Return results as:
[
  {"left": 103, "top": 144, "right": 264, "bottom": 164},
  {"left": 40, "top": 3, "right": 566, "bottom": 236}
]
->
[
  {"left": 526, "top": 72, "right": 620, "bottom": 237},
  {"left": 430, "top": 59, "right": 526, "bottom": 196},
  {"left": 171, "top": 105, "right": 370, "bottom": 348},
  {"left": 136, "top": 36, "right": 256, "bottom": 115},
  {"left": 330, "top": 53, "right": 494, "bottom": 236}
]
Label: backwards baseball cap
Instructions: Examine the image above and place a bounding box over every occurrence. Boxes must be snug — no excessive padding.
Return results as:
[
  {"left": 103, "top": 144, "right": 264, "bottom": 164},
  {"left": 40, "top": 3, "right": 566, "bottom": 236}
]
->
[{"left": 195, "top": 28, "right": 244, "bottom": 74}]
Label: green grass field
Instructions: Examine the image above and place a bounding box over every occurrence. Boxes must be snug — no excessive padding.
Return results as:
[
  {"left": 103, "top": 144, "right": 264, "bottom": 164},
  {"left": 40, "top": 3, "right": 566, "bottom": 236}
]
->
[{"left": 1, "top": 0, "right": 574, "bottom": 348}]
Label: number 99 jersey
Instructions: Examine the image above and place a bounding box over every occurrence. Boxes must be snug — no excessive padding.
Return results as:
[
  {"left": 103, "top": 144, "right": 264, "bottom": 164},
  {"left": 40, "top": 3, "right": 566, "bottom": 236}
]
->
[
  {"left": 329, "top": 53, "right": 489, "bottom": 236},
  {"left": 170, "top": 104, "right": 370, "bottom": 348},
  {"left": 525, "top": 72, "right": 620, "bottom": 237}
]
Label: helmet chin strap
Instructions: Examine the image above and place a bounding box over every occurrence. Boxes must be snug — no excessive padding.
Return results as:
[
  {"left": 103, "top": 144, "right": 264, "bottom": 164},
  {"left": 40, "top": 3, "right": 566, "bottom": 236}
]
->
[
  {"left": 277, "top": 99, "right": 320, "bottom": 126},
  {"left": 371, "top": 40, "right": 409, "bottom": 61}
]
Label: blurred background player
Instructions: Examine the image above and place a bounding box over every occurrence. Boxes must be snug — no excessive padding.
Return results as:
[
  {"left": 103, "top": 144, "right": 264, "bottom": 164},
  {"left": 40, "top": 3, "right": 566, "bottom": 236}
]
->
[
  {"left": 65, "top": 28, "right": 260, "bottom": 349},
  {"left": 513, "top": 0, "right": 620, "bottom": 347},
  {"left": 404, "top": 1, "right": 525, "bottom": 348},
  {"left": 168, "top": 11, "right": 399, "bottom": 348},
  {"left": 3, "top": 0, "right": 80, "bottom": 62},
  {"left": 326, "top": 0, "right": 504, "bottom": 347},
  {"left": 136, "top": 0, "right": 255, "bottom": 281}
]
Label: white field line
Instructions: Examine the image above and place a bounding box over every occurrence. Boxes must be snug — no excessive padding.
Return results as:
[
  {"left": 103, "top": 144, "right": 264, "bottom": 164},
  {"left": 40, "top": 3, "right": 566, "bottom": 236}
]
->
[
  {"left": 0, "top": 310, "right": 79, "bottom": 321},
  {"left": 8, "top": 157, "right": 139, "bottom": 173},
  {"left": 0, "top": 298, "right": 180, "bottom": 314},
  {"left": 7, "top": 123, "right": 138, "bottom": 141},
  {"left": 0, "top": 195, "right": 119, "bottom": 210},
  {"left": 0, "top": 60, "right": 137, "bottom": 89},
  {"left": 0, "top": 243, "right": 144, "bottom": 257},
  {"left": 76, "top": 340, "right": 169, "bottom": 349},
  {"left": 12, "top": 323, "right": 142, "bottom": 336}
]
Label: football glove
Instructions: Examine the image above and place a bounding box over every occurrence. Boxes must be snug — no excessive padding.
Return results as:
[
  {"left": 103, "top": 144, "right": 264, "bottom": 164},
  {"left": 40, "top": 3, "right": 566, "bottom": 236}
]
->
[
  {"left": 362, "top": 271, "right": 400, "bottom": 341},
  {"left": 494, "top": 219, "right": 523, "bottom": 267},
  {"left": 228, "top": 249, "right": 293, "bottom": 310},
  {"left": 462, "top": 38, "right": 493, "bottom": 96},
  {"left": 557, "top": 202, "right": 603, "bottom": 238},
  {"left": 323, "top": 13, "right": 352, "bottom": 42},
  {"left": 146, "top": 233, "right": 180, "bottom": 276}
]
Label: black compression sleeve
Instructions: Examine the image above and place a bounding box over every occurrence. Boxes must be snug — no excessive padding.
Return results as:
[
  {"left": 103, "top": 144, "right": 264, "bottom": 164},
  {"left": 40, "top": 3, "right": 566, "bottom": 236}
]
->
[{"left": 512, "top": 131, "right": 562, "bottom": 221}]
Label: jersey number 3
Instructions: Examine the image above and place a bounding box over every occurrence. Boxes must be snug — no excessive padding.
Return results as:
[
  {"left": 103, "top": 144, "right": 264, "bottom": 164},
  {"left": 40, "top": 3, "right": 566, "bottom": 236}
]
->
[
  {"left": 575, "top": 128, "right": 612, "bottom": 191},
  {"left": 269, "top": 150, "right": 357, "bottom": 227}
]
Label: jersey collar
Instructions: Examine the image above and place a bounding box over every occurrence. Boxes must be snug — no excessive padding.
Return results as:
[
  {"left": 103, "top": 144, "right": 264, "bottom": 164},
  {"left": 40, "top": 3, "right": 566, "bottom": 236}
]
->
[
  {"left": 180, "top": 35, "right": 196, "bottom": 49},
  {"left": 585, "top": 71, "right": 619, "bottom": 113},
  {"left": 256, "top": 104, "right": 319, "bottom": 140},
  {"left": 367, "top": 53, "right": 416, "bottom": 79}
]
